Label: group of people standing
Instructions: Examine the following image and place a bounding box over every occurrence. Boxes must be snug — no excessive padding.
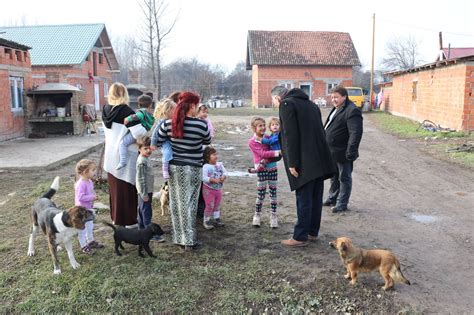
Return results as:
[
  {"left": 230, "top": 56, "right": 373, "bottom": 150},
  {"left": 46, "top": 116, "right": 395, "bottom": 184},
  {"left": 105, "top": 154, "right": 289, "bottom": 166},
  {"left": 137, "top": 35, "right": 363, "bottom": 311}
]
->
[
  {"left": 102, "top": 83, "right": 222, "bottom": 251},
  {"left": 100, "top": 81, "right": 362, "bottom": 251},
  {"left": 272, "top": 85, "right": 363, "bottom": 247}
]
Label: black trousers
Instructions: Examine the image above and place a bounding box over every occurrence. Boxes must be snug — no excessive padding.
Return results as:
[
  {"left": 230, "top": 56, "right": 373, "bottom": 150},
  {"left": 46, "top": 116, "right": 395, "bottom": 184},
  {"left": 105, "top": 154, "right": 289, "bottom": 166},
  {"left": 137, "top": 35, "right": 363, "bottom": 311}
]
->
[{"left": 293, "top": 177, "right": 324, "bottom": 241}]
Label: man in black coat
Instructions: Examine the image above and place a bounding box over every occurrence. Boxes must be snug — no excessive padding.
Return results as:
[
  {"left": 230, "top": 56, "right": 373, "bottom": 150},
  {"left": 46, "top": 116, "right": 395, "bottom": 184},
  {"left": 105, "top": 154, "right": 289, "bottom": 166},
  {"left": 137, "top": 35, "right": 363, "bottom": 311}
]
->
[
  {"left": 273, "top": 86, "right": 336, "bottom": 247},
  {"left": 323, "top": 86, "right": 363, "bottom": 213}
]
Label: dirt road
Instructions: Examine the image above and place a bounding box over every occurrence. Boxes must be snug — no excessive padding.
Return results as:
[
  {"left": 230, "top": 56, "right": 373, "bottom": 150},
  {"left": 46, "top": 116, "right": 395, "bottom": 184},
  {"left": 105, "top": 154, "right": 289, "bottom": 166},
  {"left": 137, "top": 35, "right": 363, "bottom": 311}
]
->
[{"left": 214, "top": 110, "right": 474, "bottom": 313}]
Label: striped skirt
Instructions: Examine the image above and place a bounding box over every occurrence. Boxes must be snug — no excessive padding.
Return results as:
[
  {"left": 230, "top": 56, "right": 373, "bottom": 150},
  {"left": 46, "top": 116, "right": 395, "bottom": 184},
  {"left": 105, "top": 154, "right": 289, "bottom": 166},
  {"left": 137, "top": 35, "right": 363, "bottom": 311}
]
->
[{"left": 168, "top": 164, "right": 202, "bottom": 246}]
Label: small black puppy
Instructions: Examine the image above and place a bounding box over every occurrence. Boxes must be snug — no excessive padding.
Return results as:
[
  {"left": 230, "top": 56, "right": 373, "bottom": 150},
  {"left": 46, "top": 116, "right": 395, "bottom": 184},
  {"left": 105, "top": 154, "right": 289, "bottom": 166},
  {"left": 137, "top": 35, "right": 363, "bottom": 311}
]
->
[{"left": 103, "top": 222, "right": 164, "bottom": 257}]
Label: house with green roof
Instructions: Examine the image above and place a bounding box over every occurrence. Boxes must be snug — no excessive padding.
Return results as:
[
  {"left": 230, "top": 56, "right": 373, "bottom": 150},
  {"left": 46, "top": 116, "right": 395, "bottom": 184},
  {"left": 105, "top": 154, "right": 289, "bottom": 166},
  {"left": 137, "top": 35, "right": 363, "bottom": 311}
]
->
[
  {"left": 0, "top": 23, "right": 119, "bottom": 111},
  {"left": 0, "top": 37, "right": 32, "bottom": 141}
]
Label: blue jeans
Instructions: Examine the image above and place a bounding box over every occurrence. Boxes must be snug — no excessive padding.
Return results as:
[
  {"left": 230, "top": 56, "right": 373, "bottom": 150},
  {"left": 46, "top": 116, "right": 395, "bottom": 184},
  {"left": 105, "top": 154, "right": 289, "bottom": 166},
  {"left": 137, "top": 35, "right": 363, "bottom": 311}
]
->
[
  {"left": 293, "top": 177, "right": 324, "bottom": 241},
  {"left": 327, "top": 161, "right": 353, "bottom": 208},
  {"left": 137, "top": 193, "right": 153, "bottom": 229}
]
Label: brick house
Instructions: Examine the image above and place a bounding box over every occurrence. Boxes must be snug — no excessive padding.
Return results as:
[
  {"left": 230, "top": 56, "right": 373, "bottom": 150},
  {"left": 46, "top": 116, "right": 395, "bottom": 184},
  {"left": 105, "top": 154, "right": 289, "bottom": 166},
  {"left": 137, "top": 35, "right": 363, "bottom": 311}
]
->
[
  {"left": 246, "top": 30, "right": 360, "bottom": 107},
  {"left": 0, "top": 38, "right": 31, "bottom": 141},
  {"left": 381, "top": 54, "right": 474, "bottom": 131},
  {"left": 0, "top": 24, "right": 119, "bottom": 112}
]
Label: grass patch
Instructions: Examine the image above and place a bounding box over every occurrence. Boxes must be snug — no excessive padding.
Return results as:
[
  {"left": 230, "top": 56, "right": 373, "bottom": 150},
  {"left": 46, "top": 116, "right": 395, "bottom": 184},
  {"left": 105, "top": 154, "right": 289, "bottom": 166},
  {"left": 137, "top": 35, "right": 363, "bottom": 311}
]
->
[
  {"left": 369, "top": 111, "right": 467, "bottom": 139},
  {"left": 369, "top": 111, "right": 474, "bottom": 168}
]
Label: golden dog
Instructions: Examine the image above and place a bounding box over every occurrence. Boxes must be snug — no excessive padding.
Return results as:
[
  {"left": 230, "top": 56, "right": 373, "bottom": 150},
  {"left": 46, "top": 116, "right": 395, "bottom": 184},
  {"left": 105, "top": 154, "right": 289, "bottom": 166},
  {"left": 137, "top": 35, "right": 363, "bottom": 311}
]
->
[
  {"left": 160, "top": 183, "right": 169, "bottom": 216},
  {"left": 329, "top": 237, "right": 411, "bottom": 290}
]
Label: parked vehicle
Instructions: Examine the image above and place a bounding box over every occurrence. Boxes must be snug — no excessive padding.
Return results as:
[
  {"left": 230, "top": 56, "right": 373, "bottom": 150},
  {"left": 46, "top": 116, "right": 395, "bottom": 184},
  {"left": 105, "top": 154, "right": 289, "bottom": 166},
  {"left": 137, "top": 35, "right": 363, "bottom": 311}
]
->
[{"left": 346, "top": 87, "right": 365, "bottom": 108}]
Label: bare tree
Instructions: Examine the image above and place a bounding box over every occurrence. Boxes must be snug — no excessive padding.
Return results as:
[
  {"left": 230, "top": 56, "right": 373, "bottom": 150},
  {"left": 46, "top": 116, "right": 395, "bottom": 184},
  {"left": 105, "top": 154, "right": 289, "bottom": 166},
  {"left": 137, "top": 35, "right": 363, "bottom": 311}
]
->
[
  {"left": 112, "top": 36, "right": 142, "bottom": 83},
  {"left": 381, "top": 36, "right": 424, "bottom": 71},
  {"left": 138, "top": 0, "right": 177, "bottom": 98}
]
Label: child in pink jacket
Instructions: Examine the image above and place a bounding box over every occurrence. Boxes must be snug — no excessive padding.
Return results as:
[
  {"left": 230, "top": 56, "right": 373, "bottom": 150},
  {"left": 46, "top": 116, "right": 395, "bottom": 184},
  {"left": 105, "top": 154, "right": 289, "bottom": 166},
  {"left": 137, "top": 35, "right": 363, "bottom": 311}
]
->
[{"left": 248, "top": 116, "right": 281, "bottom": 228}]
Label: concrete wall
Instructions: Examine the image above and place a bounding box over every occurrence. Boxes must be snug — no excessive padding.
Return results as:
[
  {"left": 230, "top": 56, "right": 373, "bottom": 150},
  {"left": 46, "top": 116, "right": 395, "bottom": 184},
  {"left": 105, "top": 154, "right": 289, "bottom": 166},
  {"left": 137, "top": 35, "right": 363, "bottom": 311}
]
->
[
  {"left": 383, "top": 62, "right": 474, "bottom": 131},
  {"left": 252, "top": 65, "right": 353, "bottom": 107},
  {"left": 0, "top": 45, "right": 32, "bottom": 141}
]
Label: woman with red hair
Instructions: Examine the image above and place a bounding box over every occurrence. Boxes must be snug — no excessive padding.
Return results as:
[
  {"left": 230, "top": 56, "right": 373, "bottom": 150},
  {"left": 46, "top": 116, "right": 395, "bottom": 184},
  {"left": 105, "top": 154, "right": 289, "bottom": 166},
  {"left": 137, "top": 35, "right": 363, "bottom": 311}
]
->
[{"left": 154, "top": 91, "right": 211, "bottom": 250}]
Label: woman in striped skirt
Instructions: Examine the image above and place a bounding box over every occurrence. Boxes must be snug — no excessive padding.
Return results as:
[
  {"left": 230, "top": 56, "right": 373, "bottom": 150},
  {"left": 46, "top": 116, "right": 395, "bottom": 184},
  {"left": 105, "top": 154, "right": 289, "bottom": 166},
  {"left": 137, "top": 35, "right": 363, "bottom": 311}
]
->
[{"left": 153, "top": 92, "right": 211, "bottom": 250}]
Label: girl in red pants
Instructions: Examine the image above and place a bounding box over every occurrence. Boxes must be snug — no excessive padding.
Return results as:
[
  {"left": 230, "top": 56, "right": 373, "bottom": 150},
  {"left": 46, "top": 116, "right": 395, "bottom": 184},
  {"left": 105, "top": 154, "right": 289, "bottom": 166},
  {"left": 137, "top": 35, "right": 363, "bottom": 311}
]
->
[{"left": 202, "top": 146, "right": 227, "bottom": 229}]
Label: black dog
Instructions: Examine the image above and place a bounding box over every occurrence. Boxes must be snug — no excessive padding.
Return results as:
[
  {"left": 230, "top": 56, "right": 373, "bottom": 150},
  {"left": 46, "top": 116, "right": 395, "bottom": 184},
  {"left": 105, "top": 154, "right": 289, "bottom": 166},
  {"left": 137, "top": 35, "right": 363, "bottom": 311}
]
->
[{"left": 103, "top": 222, "right": 164, "bottom": 257}]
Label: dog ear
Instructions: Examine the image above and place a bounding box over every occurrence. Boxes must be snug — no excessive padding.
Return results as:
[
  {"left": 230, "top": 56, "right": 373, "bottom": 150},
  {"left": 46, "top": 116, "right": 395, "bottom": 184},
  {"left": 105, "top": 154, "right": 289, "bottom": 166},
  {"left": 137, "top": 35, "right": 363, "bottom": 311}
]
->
[{"left": 340, "top": 241, "right": 347, "bottom": 251}]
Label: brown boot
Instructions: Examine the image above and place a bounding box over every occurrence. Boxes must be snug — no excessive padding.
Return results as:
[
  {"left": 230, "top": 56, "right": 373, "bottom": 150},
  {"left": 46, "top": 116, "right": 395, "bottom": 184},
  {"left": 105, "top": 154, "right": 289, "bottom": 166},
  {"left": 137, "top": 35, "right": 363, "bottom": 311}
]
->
[{"left": 281, "top": 238, "right": 308, "bottom": 247}]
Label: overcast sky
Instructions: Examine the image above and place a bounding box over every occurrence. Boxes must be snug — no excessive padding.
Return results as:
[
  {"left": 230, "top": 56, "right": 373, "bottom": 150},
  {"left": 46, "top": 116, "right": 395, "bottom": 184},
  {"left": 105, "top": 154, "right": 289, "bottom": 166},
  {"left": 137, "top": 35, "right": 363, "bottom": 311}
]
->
[{"left": 1, "top": 0, "right": 473, "bottom": 73}]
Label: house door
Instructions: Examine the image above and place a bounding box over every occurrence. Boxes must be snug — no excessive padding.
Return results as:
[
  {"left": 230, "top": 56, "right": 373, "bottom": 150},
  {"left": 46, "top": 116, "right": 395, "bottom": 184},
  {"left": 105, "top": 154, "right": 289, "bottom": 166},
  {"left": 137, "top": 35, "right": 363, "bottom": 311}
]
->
[
  {"left": 300, "top": 83, "right": 312, "bottom": 99},
  {"left": 94, "top": 83, "right": 100, "bottom": 110}
]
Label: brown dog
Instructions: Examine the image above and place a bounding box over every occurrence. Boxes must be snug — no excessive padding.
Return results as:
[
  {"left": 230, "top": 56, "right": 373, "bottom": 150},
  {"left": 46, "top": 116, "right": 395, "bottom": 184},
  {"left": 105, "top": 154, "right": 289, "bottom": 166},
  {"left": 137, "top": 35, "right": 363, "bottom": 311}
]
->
[
  {"left": 160, "top": 183, "right": 169, "bottom": 216},
  {"left": 329, "top": 237, "right": 410, "bottom": 290}
]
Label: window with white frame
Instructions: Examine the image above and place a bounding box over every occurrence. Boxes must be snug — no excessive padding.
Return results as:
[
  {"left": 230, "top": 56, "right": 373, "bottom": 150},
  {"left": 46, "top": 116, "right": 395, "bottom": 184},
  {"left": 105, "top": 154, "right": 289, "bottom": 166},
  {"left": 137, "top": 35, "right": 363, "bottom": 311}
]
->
[
  {"left": 104, "top": 82, "right": 109, "bottom": 97},
  {"left": 9, "top": 76, "right": 24, "bottom": 110},
  {"left": 279, "top": 81, "right": 294, "bottom": 90},
  {"left": 326, "top": 82, "right": 339, "bottom": 95}
]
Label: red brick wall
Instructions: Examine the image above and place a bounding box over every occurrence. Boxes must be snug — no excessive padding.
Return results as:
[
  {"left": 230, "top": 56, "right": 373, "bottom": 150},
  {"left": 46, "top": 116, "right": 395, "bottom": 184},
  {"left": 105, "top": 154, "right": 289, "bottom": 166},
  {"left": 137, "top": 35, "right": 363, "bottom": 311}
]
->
[
  {"left": 0, "top": 45, "right": 32, "bottom": 141},
  {"left": 384, "top": 63, "right": 473, "bottom": 131},
  {"left": 252, "top": 65, "right": 353, "bottom": 107},
  {"left": 32, "top": 48, "right": 113, "bottom": 109},
  {"left": 464, "top": 65, "right": 474, "bottom": 130}
]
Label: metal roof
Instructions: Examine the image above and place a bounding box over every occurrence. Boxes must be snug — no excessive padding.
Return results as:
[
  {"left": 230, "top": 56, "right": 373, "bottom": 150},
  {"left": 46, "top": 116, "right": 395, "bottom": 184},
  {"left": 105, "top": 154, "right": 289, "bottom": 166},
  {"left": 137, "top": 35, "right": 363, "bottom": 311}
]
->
[
  {"left": 0, "top": 24, "right": 118, "bottom": 70},
  {"left": 27, "top": 83, "right": 82, "bottom": 94}
]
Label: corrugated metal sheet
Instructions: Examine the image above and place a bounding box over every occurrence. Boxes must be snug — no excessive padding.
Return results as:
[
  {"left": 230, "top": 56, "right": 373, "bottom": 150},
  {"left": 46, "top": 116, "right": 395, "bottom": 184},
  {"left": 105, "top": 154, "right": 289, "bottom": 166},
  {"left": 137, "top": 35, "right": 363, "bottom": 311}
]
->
[{"left": 0, "top": 24, "right": 104, "bottom": 66}]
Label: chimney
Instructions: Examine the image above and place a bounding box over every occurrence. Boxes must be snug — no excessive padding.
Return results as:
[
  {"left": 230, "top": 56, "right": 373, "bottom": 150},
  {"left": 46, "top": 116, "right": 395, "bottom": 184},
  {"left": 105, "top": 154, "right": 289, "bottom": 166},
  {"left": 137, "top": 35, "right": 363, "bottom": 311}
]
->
[
  {"left": 128, "top": 70, "right": 140, "bottom": 84},
  {"left": 439, "top": 32, "right": 445, "bottom": 61}
]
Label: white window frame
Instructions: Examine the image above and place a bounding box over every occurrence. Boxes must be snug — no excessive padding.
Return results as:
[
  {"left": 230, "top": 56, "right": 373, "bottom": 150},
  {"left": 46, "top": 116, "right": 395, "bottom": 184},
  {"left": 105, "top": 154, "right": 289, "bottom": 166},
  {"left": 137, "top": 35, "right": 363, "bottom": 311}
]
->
[
  {"left": 326, "top": 82, "right": 340, "bottom": 95},
  {"left": 104, "top": 81, "right": 109, "bottom": 97},
  {"left": 9, "top": 76, "right": 24, "bottom": 111},
  {"left": 278, "top": 81, "right": 294, "bottom": 90}
]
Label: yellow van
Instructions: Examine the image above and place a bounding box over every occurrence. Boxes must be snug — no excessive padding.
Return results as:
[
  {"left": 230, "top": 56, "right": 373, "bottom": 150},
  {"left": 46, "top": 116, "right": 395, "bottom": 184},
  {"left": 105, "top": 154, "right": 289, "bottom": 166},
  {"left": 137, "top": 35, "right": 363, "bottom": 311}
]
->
[{"left": 346, "top": 87, "right": 364, "bottom": 108}]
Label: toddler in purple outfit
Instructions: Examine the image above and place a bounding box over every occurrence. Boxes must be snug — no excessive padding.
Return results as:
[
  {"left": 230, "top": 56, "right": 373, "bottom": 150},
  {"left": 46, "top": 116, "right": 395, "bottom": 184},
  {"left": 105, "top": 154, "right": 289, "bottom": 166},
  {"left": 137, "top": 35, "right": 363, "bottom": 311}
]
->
[{"left": 75, "top": 159, "right": 104, "bottom": 255}]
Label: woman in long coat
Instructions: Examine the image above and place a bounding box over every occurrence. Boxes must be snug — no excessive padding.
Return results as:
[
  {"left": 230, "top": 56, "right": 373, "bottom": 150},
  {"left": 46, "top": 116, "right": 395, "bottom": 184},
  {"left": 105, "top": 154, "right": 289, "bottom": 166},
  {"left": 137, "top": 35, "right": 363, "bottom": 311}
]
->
[{"left": 102, "top": 83, "right": 147, "bottom": 225}]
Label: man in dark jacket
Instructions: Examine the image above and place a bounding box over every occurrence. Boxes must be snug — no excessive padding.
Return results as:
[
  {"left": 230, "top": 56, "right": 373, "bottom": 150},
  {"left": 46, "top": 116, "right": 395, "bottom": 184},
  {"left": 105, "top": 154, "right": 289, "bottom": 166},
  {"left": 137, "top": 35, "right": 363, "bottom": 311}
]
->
[
  {"left": 273, "top": 86, "right": 336, "bottom": 247},
  {"left": 323, "top": 86, "right": 363, "bottom": 213}
]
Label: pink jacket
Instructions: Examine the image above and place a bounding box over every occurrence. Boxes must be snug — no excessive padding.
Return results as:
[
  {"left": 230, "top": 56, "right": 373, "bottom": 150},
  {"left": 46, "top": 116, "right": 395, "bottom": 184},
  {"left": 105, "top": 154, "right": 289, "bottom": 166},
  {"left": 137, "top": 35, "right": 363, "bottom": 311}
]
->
[{"left": 248, "top": 136, "right": 278, "bottom": 165}]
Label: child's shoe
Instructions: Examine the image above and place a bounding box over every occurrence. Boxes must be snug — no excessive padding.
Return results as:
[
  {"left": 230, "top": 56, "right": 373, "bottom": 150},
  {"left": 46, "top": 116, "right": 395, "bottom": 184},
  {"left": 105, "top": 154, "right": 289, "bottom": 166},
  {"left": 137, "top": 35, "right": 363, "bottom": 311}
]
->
[
  {"left": 270, "top": 213, "right": 279, "bottom": 228},
  {"left": 252, "top": 213, "right": 261, "bottom": 227},
  {"left": 203, "top": 219, "right": 215, "bottom": 230},
  {"left": 81, "top": 244, "right": 94, "bottom": 255},
  {"left": 213, "top": 218, "right": 225, "bottom": 227},
  {"left": 88, "top": 240, "right": 105, "bottom": 249}
]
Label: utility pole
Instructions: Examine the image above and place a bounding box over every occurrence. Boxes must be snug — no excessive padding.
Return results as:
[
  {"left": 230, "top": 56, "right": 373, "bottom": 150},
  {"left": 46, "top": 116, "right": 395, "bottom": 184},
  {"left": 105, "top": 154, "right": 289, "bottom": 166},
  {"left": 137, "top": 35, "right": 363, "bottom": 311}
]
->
[{"left": 369, "top": 13, "right": 375, "bottom": 111}]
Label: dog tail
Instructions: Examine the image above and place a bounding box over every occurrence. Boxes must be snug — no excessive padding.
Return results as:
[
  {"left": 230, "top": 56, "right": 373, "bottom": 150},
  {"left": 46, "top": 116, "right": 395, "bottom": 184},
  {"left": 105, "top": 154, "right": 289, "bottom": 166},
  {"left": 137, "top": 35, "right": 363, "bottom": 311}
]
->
[
  {"left": 42, "top": 176, "right": 60, "bottom": 199},
  {"left": 390, "top": 262, "right": 411, "bottom": 285},
  {"left": 102, "top": 221, "right": 116, "bottom": 231}
]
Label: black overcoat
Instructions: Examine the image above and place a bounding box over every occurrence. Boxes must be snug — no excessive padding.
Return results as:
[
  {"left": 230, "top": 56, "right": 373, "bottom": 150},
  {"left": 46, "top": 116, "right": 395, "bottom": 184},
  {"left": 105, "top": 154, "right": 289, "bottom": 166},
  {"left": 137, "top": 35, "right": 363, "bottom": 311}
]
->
[
  {"left": 279, "top": 89, "right": 336, "bottom": 191},
  {"left": 324, "top": 99, "right": 363, "bottom": 163}
]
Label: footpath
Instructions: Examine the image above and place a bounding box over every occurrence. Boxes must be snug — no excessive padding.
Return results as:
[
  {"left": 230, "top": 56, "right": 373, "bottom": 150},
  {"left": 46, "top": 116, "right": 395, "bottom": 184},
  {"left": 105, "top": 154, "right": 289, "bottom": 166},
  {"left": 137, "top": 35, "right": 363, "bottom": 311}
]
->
[{"left": 0, "top": 134, "right": 103, "bottom": 171}]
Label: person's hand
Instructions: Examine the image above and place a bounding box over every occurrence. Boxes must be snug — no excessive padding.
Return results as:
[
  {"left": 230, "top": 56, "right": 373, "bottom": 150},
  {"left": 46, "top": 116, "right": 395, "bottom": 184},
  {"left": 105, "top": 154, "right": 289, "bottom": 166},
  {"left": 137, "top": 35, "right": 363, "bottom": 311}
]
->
[
  {"left": 220, "top": 176, "right": 226, "bottom": 182},
  {"left": 150, "top": 145, "right": 157, "bottom": 151},
  {"left": 94, "top": 195, "right": 98, "bottom": 201},
  {"left": 142, "top": 195, "right": 149, "bottom": 202},
  {"left": 274, "top": 150, "right": 281, "bottom": 157},
  {"left": 123, "top": 118, "right": 129, "bottom": 125},
  {"left": 289, "top": 167, "right": 299, "bottom": 178}
]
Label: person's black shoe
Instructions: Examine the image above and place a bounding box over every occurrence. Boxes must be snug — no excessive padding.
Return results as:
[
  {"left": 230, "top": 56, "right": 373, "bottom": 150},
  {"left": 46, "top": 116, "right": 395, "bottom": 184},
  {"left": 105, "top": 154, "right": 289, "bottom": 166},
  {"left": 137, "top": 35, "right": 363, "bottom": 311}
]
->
[
  {"left": 331, "top": 205, "right": 348, "bottom": 213},
  {"left": 323, "top": 200, "right": 336, "bottom": 207}
]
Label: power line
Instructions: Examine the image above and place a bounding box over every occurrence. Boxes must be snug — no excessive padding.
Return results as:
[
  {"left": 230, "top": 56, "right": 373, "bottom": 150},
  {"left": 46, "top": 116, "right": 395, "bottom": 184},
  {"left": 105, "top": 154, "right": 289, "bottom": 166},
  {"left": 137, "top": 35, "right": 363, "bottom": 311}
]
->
[{"left": 379, "top": 18, "right": 474, "bottom": 38}]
